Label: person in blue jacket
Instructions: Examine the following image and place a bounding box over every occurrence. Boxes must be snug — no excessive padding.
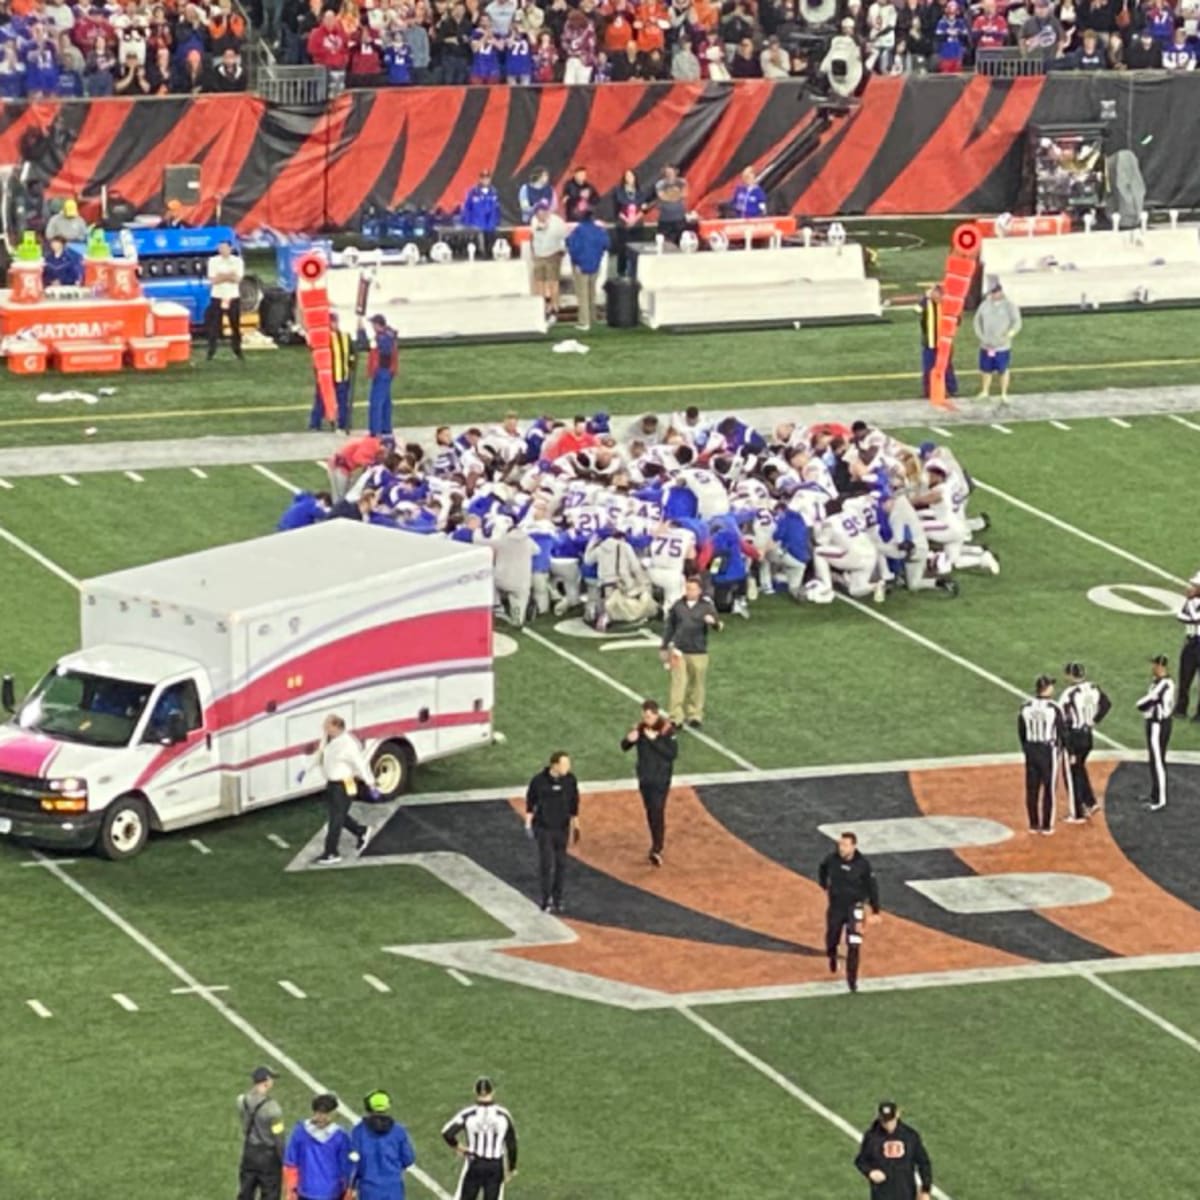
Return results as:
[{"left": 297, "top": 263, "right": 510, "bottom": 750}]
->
[
  {"left": 565, "top": 206, "right": 609, "bottom": 333},
  {"left": 461, "top": 167, "right": 501, "bottom": 251},
  {"left": 730, "top": 167, "right": 767, "bottom": 218},
  {"left": 277, "top": 490, "right": 332, "bottom": 531},
  {"left": 349, "top": 1090, "right": 417, "bottom": 1200},
  {"left": 42, "top": 235, "right": 83, "bottom": 286},
  {"left": 357, "top": 314, "right": 398, "bottom": 437},
  {"left": 709, "top": 513, "right": 750, "bottom": 619},
  {"left": 283, "top": 1094, "right": 352, "bottom": 1200}
]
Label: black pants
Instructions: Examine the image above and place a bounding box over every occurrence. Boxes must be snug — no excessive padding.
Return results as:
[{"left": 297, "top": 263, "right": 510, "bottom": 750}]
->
[
  {"left": 1065, "top": 727, "right": 1096, "bottom": 817},
  {"left": 536, "top": 826, "right": 569, "bottom": 906},
  {"left": 825, "top": 902, "right": 864, "bottom": 990},
  {"left": 639, "top": 780, "right": 670, "bottom": 855},
  {"left": 237, "top": 1146, "right": 281, "bottom": 1200},
  {"left": 1024, "top": 743, "right": 1056, "bottom": 831},
  {"left": 457, "top": 1156, "right": 505, "bottom": 1200},
  {"left": 658, "top": 218, "right": 686, "bottom": 245},
  {"left": 323, "top": 780, "right": 367, "bottom": 856},
  {"left": 206, "top": 297, "right": 242, "bottom": 357},
  {"left": 1178, "top": 640, "right": 1200, "bottom": 717},
  {"left": 1146, "top": 717, "right": 1172, "bottom": 805}
]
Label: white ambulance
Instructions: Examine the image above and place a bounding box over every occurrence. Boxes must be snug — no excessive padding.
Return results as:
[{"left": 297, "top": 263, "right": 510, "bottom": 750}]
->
[{"left": 0, "top": 523, "right": 494, "bottom": 858}]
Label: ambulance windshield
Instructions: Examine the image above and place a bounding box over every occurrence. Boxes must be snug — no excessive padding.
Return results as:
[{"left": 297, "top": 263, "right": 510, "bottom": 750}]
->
[{"left": 17, "top": 667, "right": 153, "bottom": 749}]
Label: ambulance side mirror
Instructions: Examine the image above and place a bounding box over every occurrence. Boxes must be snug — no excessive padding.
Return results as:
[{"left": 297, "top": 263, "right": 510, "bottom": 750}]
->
[{"left": 1, "top": 675, "right": 14, "bottom": 714}]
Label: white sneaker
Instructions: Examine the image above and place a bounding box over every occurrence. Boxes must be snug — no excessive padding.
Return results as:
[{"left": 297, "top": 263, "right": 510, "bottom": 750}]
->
[
  {"left": 574, "top": 323, "right": 590, "bottom": 332},
  {"left": 872, "top": 581, "right": 887, "bottom": 604},
  {"left": 981, "top": 550, "right": 1000, "bottom": 575},
  {"left": 746, "top": 576, "right": 759, "bottom": 601},
  {"left": 732, "top": 597, "right": 750, "bottom": 619}
]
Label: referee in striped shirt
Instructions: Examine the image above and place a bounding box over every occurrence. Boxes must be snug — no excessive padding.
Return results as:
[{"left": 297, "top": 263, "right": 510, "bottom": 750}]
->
[
  {"left": 1018, "top": 675, "right": 1066, "bottom": 835},
  {"left": 1137, "top": 655, "right": 1176, "bottom": 812},
  {"left": 1060, "top": 663, "right": 1111, "bottom": 822},
  {"left": 1175, "top": 573, "right": 1200, "bottom": 719},
  {"left": 441, "top": 1077, "right": 518, "bottom": 1200}
]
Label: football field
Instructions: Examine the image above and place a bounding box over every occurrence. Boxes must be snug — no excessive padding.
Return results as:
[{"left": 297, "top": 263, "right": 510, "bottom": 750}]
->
[{"left": 3, "top": 400, "right": 1200, "bottom": 1200}]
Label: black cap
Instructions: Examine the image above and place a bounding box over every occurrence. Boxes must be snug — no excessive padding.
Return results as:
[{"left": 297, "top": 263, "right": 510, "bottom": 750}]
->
[
  {"left": 474, "top": 1076, "right": 495, "bottom": 1098},
  {"left": 1064, "top": 662, "right": 1084, "bottom": 679},
  {"left": 1151, "top": 654, "right": 1169, "bottom": 667},
  {"left": 251, "top": 1066, "right": 278, "bottom": 1083},
  {"left": 878, "top": 1101, "right": 898, "bottom": 1120},
  {"left": 1035, "top": 674, "right": 1056, "bottom": 691}
]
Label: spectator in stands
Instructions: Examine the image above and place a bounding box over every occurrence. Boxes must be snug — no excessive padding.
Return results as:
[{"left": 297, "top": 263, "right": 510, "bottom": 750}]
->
[
  {"left": 654, "top": 164, "right": 689, "bottom": 243},
  {"left": 671, "top": 32, "right": 701, "bottom": 78},
  {"left": 1106, "top": 30, "right": 1127, "bottom": 67},
  {"left": 533, "top": 28, "right": 559, "bottom": 79},
  {"left": 563, "top": 165, "right": 599, "bottom": 222},
  {"left": 434, "top": 1, "right": 472, "bottom": 83},
  {"left": 610, "top": 167, "right": 647, "bottom": 275},
  {"left": 83, "top": 39, "right": 115, "bottom": 94},
  {"left": 530, "top": 201, "right": 568, "bottom": 322},
  {"left": 462, "top": 168, "right": 501, "bottom": 249},
  {"left": 146, "top": 42, "right": 173, "bottom": 91},
  {"left": 1077, "top": 0, "right": 1116, "bottom": 38},
  {"left": 208, "top": 0, "right": 245, "bottom": 53},
  {"left": 1163, "top": 23, "right": 1196, "bottom": 68},
  {"left": 519, "top": 167, "right": 556, "bottom": 221},
  {"left": 888, "top": 35, "right": 918, "bottom": 71},
  {"left": 730, "top": 35, "right": 763, "bottom": 76},
  {"left": 173, "top": 45, "right": 207, "bottom": 91},
  {"left": 731, "top": 167, "right": 767, "bottom": 217},
  {"left": 347, "top": 22, "right": 383, "bottom": 85},
  {"left": 561, "top": 6, "right": 596, "bottom": 82},
  {"left": 507, "top": 25, "right": 534, "bottom": 81},
  {"left": 56, "top": 31, "right": 84, "bottom": 92},
  {"left": 470, "top": 14, "right": 504, "bottom": 82},
  {"left": 43, "top": 234, "right": 83, "bottom": 286},
  {"left": 174, "top": 8, "right": 209, "bottom": 63},
  {"left": 44, "top": 0, "right": 75, "bottom": 36},
  {"left": 383, "top": 26, "right": 413, "bottom": 83},
  {"left": 637, "top": 0, "right": 671, "bottom": 54},
  {"left": 308, "top": 9, "right": 350, "bottom": 72},
  {"left": 605, "top": 0, "right": 636, "bottom": 53},
  {"left": 972, "top": 0, "right": 1009, "bottom": 54},
  {"left": 896, "top": 0, "right": 933, "bottom": 67},
  {"left": 611, "top": 38, "right": 645, "bottom": 78},
  {"left": 23, "top": 27, "right": 57, "bottom": 97},
  {"left": 1142, "top": 0, "right": 1176, "bottom": 46},
  {"left": 1126, "top": 25, "right": 1164, "bottom": 65},
  {"left": 45, "top": 199, "right": 87, "bottom": 242},
  {"left": 644, "top": 46, "right": 668, "bottom": 77},
  {"left": 720, "top": 0, "right": 755, "bottom": 53},
  {"left": 1072, "top": 26, "right": 1105, "bottom": 65},
  {"left": 867, "top": 0, "right": 898, "bottom": 71},
  {"left": 934, "top": 1, "right": 969, "bottom": 71},
  {"left": 1020, "top": 0, "right": 1063, "bottom": 62},
  {"left": 565, "top": 206, "right": 608, "bottom": 333},
  {"left": 408, "top": 10, "right": 432, "bottom": 80},
  {"left": 210, "top": 45, "right": 247, "bottom": 88},
  {"left": 761, "top": 35, "right": 790, "bottom": 78},
  {"left": 488, "top": 0, "right": 518, "bottom": 36},
  {"left": 114, "top": 47, "right": 151, "bottom": 92}
]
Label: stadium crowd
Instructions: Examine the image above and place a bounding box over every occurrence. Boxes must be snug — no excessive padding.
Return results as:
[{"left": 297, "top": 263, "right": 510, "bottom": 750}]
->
[{"left": 278, "top": 408, "right": 999, "bottom": 630}]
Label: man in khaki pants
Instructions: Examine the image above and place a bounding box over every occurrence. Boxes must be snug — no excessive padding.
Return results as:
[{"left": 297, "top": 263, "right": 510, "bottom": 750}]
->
[
  {"left": 565, "top": 205, "right": 609, "bottom": 332},
  {"left": 660, "top": 576, "right": 723, "bottom": 729}
]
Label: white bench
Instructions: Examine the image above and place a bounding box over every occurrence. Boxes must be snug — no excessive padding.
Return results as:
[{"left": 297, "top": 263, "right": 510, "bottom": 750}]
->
[
  {"left": 981, "top": 228, "right": 1200, "bottom": 309},
  {"left": 635, "top": 244, "right": 882, "bottom": 329}
]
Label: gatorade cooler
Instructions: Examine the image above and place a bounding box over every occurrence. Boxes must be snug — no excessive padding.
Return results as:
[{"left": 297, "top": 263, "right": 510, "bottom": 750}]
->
[
  {"left": 108, "top": 259, "right": 140, "bottom": 300},
  {"left": 7, "top": 341, "right": 49, "bottom": 374},
  {"left": 128, "top": 336, "right": 169, "bottom": 370},
  {"left": 56, "top": 341, "right": 125, "bottom": 373},
  {"left": 151, "top": 301, "right": 193, "bottom": 363},
  {"left": 83, "top": 259, "right": 113, "bottom": 293},
  {"left": 8, "top": 262, "right": 45, "bottom": 305}
]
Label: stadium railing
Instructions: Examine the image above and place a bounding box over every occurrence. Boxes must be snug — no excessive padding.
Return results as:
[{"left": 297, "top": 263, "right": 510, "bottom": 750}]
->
[
  {"left": 247, "top": 62, "right": 330, "bottom": 105},
  {"left": 975, "top": 47, "right": 1050, "bottom": 77}
]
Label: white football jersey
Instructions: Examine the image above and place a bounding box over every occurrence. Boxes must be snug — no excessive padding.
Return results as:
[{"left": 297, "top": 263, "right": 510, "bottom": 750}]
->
[
  {"left": 646, "top": 526, "right": 696, "bottom": 573},
  {"left": 677, "top": 467, "right": 730, "bottom": 517}
]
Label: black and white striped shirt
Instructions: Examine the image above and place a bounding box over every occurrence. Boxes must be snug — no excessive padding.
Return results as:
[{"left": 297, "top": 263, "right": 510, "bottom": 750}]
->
[
  {"left": 1136, "top": 678, "right": 1176, "bottom": 722},
  {"left": 1060, "top": 681, "right": 1111, "bottom": 730},
  {"left": 441, "top": 1103, "right": 519, "bottom": 1167},
  {"left": 1179, "top": 597, "right": 1200, "bottom": 640},
  {"left": 1018, "top": 698, "right": 1064, "bottom": 746}
]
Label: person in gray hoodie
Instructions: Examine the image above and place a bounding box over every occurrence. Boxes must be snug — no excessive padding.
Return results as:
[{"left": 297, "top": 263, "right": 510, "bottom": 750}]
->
[{"left": 972, "top": 278, "right": 1023, "bottom": 406}]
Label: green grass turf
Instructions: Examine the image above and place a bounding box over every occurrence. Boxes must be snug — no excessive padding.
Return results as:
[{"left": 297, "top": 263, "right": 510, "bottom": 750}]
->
[{"left": 3, "top": 416, "right": 1200, "bottom": 1198}]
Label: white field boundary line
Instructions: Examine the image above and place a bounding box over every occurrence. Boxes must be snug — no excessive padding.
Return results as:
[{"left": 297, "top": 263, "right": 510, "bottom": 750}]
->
[
  {"left": 1077, "top": 968, "right": 1200, "bottom": 1055},
  {"left": 32, "top": 852, "right": 452, "bottom": 1200},
  {"left": 837, "top": 597, "right": 1129, "bottom": 751},
  {"left": 521, "top": 627, "right": 758, "bottom": 771},
  {"left": 251, "top": 463, "right": 300, "bottom": 494},
  {"left": 679, "top": 1007, "right": 954, "bottom": 1200},
  {"left": 0, "top": 522, "right": 82, "bottom": 591},
  {"left": 972, "top": 478, "right": 1189, "bottom": 587}
]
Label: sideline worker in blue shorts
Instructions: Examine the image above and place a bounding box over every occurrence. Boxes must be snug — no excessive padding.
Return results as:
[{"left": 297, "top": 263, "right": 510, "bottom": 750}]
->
[{"left": 972, "top": 277, "right": 1023, "bottom": 406}]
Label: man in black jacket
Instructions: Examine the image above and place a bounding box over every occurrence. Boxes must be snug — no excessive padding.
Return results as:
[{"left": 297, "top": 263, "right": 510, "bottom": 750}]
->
[
  {"left": 620, "top": 699, "right": 678, "bottom": 867},
  {"left": 818, "top": 831, "right": 881, "bottom": 993},
  {"left": 854, "top": 1101, "right": 933, "bottom": 1200},
  {"left": 524, "top": 751, "right": 580, "bottom": 913},
  {"left": 660, "top": 576, "right": 722, "bottom": 729}
]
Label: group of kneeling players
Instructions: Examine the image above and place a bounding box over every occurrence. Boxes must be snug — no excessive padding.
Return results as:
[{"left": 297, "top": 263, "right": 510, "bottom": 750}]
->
[{"left": 281, "top": 405, "right": 1000, "bottom": 627}]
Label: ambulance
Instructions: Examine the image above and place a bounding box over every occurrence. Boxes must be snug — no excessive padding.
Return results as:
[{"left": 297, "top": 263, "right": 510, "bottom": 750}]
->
[{"left": 0, "top": 523, "right": 494, "bottom": 858}]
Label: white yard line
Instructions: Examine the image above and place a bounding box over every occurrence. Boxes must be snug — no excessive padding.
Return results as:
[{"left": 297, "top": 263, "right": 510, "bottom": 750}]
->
[
  {"left": 362, "top": 973, "right": 392, "bottom": 994},
  {"left": 972, "top": 478, "right": 1188, "bottom": 586},
  {"left": 21, "top": 857, "right": 78, "bottom": 867},
  {"left": 277, "top": 979, "right": 307, "bottom": 999},
  {"left": 1168, "top": 414, "right": 1200, "bottom": 433},
  {"left": 26, "top": 999, "right": 52, "bottom": 1019},
  {"left": 1109, "top": 417, "right": 1132, "bottom": 429},
  {"left": 928, "top": 426, "right": 953, "bottom": 438},
  {"left": 990, "top": 423, "right": 1013, "bottom": 434},
  {"left": 266, "top": 833, "right": 291, "bottom": 850},
  {"left": 171, "top": 984, "right": 230, "bottom": 995},
  {"left": 59, "top": 474, "right": 81, "bottom": 487},
  {"left": 0, "top": 523, "right": 82, "bottom": 591},
  {"left": 189, "top": 467, "right": 209, "bottom": 479},
  {"left": 32, "top": 853, "right": 451, "bottom": 1199},
  {"left": 679, "top": 1007, "right": 954, "bottom": 1199},
  {"left": 124, "top": 470, "right": 145, "bottom": 483},
  {"left": 1049, "top": 420, "right": 1072, "bottom": 431},
  {"left": 0, "top": 478, "right": 13, "bottom": 490},
  {"left": 189, "top": 838, "right": 212, "bottom": 855},
  {"left": 112, "top": 992, "right": 139, "bottom": 1012},
  {"left": 521, "top": 627, "right": 758, "bottom": 771},
  {"left": 446, "top": 968, "right": 474, "bottom": 987},
  {"left": 836, "top": 597, "right": 1128, "bottom": 751},
  {"left": 1078, "top": 969, "right": 1200, "bottom": 1055},
  {"left": 252, "top": 464, "right": 299, "bottom": 493}
]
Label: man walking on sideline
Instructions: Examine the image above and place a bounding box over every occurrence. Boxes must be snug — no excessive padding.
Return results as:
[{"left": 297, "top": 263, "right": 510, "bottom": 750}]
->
[
  {"left": 237, "top": 1066, "right": 285, "bottom": 1200},
  {"left": 1138, "top": 654, "right": 1176, "bottom": 811},
  {"left": 525, "top": 750, "right": 580, "bottom": 912},
  {"left": 621, "top": 699, "right": 678, "bottom": 866},
  {"left": 298, "top": 714, "right": 380, "bottom": 866},
  {"left": 661, "top": 576, "right": 723, "bottom": 729},
  {"left": 206, "top": 238, "right": 245, "bottom": 361},
  {"left": 1019, "top": 675, "right": 1065, "bottom": 834},
  {"left": 1060, "top": 662, "right": 1111, "bottom": 821},
  {"left": 972, "top": 277, "right": 1021, "bottom": 405},
  {"left": 854, "top": 1101, "right": 933, "bottom": 1200},
  {"left": 818, "top": 831, "right": 881, "bottom": 994},
  {"left": 349, "top": 1090, "right": 416, "bottom": 1200},
  {"left": 441, "top": 1077, "right": 518, "bottom": 1200},
  {"left": 283, "top": 1094, "right": 352, "bottom": 1200},
  {"left": 1175, "top": 571, "right": 1200, "bottom": 719}
]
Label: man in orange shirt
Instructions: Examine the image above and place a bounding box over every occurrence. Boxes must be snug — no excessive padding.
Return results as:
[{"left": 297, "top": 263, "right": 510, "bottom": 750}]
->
[
  {"left": 605, "top": 0, "right": 637, "bottom": 52},
  {"left": 635, "top": 0, "right": 669, "bottom": 50},
  {"left": 326, "top": 434, "right": 383, "bottom": 501}
]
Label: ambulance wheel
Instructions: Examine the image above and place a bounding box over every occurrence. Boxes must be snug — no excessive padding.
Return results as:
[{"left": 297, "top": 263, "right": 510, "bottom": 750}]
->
[
  {"left": 96, "top": 795, "right": 151, "bottom": 860},
  {"left": 371, "top": 741, "right": 413, "bottom": 801}
]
